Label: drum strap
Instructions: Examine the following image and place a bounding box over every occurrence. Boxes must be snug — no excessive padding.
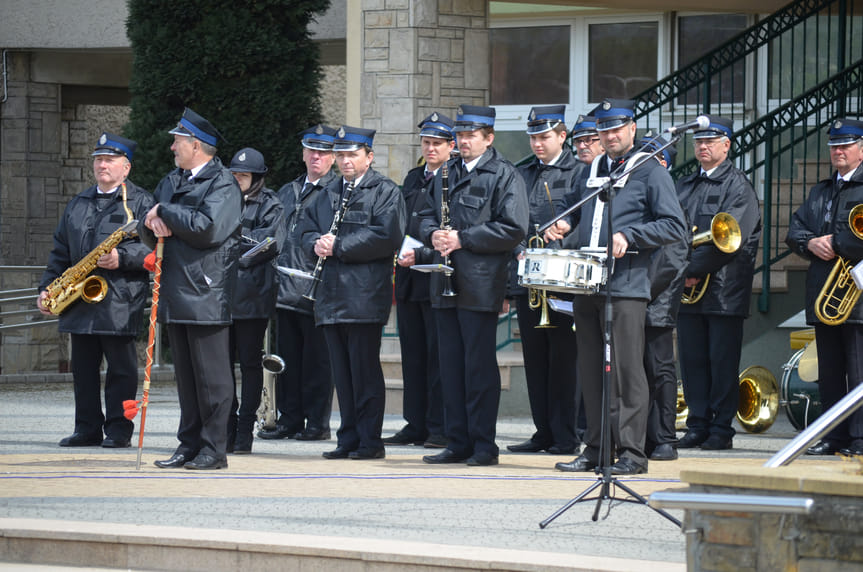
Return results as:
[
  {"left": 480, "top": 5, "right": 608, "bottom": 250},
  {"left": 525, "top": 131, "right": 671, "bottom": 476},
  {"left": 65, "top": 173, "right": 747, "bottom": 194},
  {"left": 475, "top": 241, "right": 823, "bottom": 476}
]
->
[{"left": 585, "top": 152, "right": 649, "bottom": 248}]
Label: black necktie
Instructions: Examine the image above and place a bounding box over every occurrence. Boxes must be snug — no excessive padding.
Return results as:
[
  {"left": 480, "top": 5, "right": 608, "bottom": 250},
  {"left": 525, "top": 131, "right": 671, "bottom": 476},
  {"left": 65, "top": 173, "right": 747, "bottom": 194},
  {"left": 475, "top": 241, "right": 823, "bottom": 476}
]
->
[
  {"left": 424, "top": 170, "right": 434, "bottom": 183},
  {"left": 301, "top": 181, "right": 313, "bottom": 196}
]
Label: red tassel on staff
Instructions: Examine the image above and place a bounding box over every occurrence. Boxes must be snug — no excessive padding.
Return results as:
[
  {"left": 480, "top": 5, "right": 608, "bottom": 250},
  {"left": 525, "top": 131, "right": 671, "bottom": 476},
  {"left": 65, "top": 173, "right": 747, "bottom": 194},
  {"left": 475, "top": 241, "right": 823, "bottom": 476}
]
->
[{"left": 134, "top": 236, "right": 164, "bottom": 470}]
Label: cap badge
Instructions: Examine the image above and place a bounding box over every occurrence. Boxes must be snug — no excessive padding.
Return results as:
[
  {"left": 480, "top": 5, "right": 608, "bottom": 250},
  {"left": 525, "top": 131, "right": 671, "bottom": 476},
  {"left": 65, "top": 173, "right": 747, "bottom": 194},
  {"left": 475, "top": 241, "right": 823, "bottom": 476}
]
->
[
  {"left": 337, "top": 127, "right": 346, "bottom": 138},
  {"left": 835, "top": 120, "right": 843, "bottom": 129},
  {"left": 99, "top": 134, "right": 107, "bottom": 145},
  {"left": 457, "top": 106, "right": 464, "bottom": 115},
  {"left": 431, "top": 112, "right": 439, "bottom": 122},
  {"left": 602, "top": 101, "right": 611, "bottom": 111},
  {"left": 239, "top": 152, "right": 246, "bottom": 162},
  {"left": 315, "top": 125, "right": 324, "bottom": 135},
  {"left": 576, "top": 115, "right": 585, "bottom": 124},
  {"left": 529, "top": 109, "right": 536, "bottom": 120}
]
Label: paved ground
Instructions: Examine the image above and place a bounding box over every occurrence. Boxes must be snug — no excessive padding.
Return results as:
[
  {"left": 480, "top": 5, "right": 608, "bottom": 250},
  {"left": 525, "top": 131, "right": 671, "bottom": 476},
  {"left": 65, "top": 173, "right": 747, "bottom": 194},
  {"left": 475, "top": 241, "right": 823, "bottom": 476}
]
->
[{"left": 0, "top": 379, "right": 840, "bottom": 568}]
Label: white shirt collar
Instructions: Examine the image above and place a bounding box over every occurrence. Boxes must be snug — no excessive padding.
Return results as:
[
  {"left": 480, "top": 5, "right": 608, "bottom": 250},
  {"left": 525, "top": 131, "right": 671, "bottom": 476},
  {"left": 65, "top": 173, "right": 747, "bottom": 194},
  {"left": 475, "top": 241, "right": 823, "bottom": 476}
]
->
[
  {"left": 463, "top": 155, "right": 482, "bottom": 173},
  {"left": 839, "top": 163, "right": 860, "bottom": 183},
  {"left": 542, "top": 150, "right": 563, "bottom": 167}
]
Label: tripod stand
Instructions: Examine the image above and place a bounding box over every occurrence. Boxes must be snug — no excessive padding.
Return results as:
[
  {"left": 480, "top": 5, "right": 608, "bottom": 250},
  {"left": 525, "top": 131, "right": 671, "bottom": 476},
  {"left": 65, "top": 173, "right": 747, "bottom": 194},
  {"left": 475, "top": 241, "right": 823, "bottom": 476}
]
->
[{"left": 536, "top": 134, "right": 684, "bottom": 529}]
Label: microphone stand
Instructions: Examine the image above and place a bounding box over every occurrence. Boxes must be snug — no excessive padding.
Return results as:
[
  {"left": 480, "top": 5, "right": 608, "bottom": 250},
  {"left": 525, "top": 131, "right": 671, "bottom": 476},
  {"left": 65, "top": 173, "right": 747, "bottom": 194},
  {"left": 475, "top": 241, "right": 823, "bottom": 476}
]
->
[{"left": 538, "top": 133, "right": 683, "bottom": 529}]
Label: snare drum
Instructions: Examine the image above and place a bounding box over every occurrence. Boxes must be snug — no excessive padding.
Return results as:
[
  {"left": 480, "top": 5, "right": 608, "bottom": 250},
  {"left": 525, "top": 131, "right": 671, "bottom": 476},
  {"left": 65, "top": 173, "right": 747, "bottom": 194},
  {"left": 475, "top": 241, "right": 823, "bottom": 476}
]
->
[
  {"left": 781, "top": 347, "right": 823, "bottom": 430},
  {"left": 518, "top": 248, "right": 607, "bottom": 295}
]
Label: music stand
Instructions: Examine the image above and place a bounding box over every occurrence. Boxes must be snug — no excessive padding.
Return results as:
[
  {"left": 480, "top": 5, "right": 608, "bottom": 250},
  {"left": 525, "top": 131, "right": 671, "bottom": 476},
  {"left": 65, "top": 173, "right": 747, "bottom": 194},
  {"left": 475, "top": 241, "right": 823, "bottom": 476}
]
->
[{"left": 536, "top": 133, "right": 683, "bottom": 529}]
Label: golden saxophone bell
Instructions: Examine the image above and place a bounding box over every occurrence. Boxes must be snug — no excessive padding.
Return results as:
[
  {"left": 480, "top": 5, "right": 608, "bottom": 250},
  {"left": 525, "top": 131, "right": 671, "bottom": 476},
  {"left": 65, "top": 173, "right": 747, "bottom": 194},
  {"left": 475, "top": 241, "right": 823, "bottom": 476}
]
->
[
  {"left": 681, "top": 212, "right": 742, "bottom": 305},
  {"left": 814, "top": 204, "right": 863, "bottom": 325}
]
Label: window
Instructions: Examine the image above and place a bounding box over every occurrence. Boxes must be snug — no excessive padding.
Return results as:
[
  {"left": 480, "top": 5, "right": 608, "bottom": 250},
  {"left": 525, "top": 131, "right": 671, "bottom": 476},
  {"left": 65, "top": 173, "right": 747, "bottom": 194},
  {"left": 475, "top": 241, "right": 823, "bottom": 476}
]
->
[
  {"left": 490, "top": 26, "right": 570, "bottom": 105},
  {"left": 588, "top": 21, "right": 657, "bottom": 101},
  {"left": 678, "top": 14, "right": 748, "bottom": 104}
]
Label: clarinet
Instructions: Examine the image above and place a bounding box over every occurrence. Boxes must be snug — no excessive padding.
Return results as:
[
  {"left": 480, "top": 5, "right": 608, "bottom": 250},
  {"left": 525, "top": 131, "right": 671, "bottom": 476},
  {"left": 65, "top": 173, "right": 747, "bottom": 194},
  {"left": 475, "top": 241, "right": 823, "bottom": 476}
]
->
[
  {"left": 304, "top": 179, "right": 355, "bottom": 301},
  {"left": 440, "top": 163, "right": 457, "bottom": 297}
]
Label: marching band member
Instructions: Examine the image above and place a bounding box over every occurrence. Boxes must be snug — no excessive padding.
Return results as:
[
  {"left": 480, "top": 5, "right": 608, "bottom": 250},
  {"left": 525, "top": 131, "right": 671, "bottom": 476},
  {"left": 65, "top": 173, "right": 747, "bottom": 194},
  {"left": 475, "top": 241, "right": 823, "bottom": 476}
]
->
[
  {"left": 226, "top": 148, "right": 285, "bottom": 453},
  {"left": 786, "top": 117, "right": 863, "bottom": 457},
  {"left": 300, "top": 126, "right": 406, "bottom": 460},
  {"left": 38, "top": 132, "right": 153, "bottom": 449},
  {"left": 140, "top": 108, "right": 242, "bottom": 470},
  {"left": 418, "top": 105, "right": 528, "bottom": 467},
  {"left": 555, "top": 99, "right": 686, "bottom": 476},
  {"left": 676, "top": 116, "right": 761, "bottom": 452},
  {"left": 507, "top": 105, "right": 582, "bottom": 456},
  {"left": 383, "top": 113, "right": 453, "bottom": 449}
]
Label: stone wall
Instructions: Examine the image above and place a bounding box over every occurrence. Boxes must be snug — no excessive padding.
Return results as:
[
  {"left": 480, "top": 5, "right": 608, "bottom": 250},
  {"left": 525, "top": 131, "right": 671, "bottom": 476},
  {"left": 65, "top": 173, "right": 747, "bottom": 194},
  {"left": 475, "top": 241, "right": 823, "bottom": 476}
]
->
[{"left": 359, "top": 0, "right": 489, "bottom": 184}]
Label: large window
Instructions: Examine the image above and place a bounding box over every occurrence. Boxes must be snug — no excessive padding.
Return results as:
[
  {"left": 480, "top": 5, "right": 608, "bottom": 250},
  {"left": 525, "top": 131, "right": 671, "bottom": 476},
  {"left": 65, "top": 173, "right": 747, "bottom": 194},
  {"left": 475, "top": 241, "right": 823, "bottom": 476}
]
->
[
  {"left": 678, "top": 14, "right": 748, "bottom": 104},
  {"left": 490, "top": 25, "right": 570, "bottom": 105},
  {"left": 588, "top": 21, "right": 657, "bottom": 101}
]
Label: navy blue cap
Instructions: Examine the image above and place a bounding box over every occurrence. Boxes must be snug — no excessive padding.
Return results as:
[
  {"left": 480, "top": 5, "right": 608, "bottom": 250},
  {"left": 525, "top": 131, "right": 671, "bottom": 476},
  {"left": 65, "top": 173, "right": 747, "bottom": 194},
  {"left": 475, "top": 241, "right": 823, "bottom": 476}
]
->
[
  {"left": 300, "top": 125, "right": 337, "bottom": 151},
  {"left": 168, "top": 107, "right": 224, "bottom": 146},
  {"left": 828, "top": 118, "right": 863, "bottom": 146},
  {"left": 229, "top": 147, "right": 268, "bottom": 174},
  {"left": 693, "top": 115, "right": 734, "bottom": 140},
  {"left": 333, "top": 125, "right": 375, "bottom": 151},
  {"left": 638, "top": 130, "right": 677, "bottom": 170},
  {"left": 526, "top": 105, "right": 566, "bottom": 134},
  {"left": 571, "top": 106, "right": 601, "bottom": 140},
  {"left": 418, "top": 112, "right": 454, "bottom": 140},
  {"left": 454, "top": 105, "right": 495, "bottom": 132},
  {"left": 595, "top": 99, "right": 635, "bottom": 132},
  {"left": 91, "top": 132, "right": 137, "bottom": 160}
]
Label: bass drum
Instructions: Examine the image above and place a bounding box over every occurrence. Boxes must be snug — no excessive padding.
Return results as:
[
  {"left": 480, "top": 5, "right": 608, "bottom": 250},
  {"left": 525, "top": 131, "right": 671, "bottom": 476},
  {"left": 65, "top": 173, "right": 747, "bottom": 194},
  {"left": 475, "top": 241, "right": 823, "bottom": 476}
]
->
[{"left": 781, "top": 347, "right": 823, "bottom": 430}]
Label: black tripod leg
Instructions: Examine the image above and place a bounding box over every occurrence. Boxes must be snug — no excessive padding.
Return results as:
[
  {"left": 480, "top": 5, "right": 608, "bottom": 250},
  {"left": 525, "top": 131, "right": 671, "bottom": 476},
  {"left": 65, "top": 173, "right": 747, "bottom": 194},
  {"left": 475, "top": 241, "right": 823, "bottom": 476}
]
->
[
  {"left": 538, "top": 478, "right": 604, "bottom": 529},
  {"left": 591, "top": 479, "right": 612, "bottom": 522},
  {"left": 613, "top": 479, "right": 682, "bottom": 527}
]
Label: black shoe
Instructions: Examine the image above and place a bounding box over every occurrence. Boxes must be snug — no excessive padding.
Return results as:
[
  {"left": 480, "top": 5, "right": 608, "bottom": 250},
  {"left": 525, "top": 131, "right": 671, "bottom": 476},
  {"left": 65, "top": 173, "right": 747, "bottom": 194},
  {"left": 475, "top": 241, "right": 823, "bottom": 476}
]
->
[
  {"left": 382, "top": 428, "right": 425, "bottom": 446},
  {"left": 609, "top": 457, "right": 647, "bottom": 475},
  {"left": 154, "top": 452, "right": 189, "bottom": 469},
  {"left": 101, "top": 437, "right": 131, "bottom": 449},
  {"left": 677, "top": 430, "right": 709, "bottom": 449},
  {"left": 349, "top": 447, "right": 385, "bottom": 460},
  {"left": 700, "top": 435, "right": 733, "bottom": 451},
  {"left": 423, "top": 448, "right": 469, "bottom": 464},
  {"left": 58, "top": 433, "right": 103, "bottom": 447},
  {"left": 547, "top": 444, "right": 579, "bottom": 455},
  {"left": 807, "top": 440, "right": 842, "bottom": 456},
  {"left": 294, "top": 428, "right": 331, "bottom": 441},
  {"left": 650, "top": 443, "right": 678, "bottom": 460},
  {"left": 322, "top": 446, "right": 354, "bottom": 459},
  {"left": 507, "top": 439, "right": 549, "bottom": 453},
  {"left": 554, "top": 455, "right": 597, "bottom": 472},
  {"left": 466, "top": 451, "right": 499, "bottom": 466},
  {"left": 423, "top": 434, "right": 447, "bottom": 448},
  {"left": 233, "top": 431, "right": 253, "bottom": 454},
  {"left": 184, "top": 454, "right": 227, "bottom": 470},
  {"left": 839, "top": 440, "right": 863, "bottom": 456},
  {"left": 257, "top": 425, "right": 298, "bottom": 440}
]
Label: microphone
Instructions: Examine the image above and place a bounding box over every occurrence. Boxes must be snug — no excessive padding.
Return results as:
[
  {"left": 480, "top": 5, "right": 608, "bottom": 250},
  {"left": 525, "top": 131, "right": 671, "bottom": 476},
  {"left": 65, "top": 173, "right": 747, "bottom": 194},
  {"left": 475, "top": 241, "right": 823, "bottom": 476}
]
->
[{"left": 665, "top": 116, "right": 710, "bottom": 135}]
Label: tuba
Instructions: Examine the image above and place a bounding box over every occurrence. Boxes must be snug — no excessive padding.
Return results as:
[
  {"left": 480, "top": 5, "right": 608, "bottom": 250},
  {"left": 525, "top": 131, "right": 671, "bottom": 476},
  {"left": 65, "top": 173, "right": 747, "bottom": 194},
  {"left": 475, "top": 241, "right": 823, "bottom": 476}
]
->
[
  {"left": 814, "top": 204, "right": 863, "bottom": 325},
  {"left": 677, "top": 366, "right": 779, "bottom": 433},
  {"left": 681, "top": 212, "right": 742, "bottom": 305},
  {"left": 43, "top": 183, "right": 137, "bottom": 315},
  {"left": 257, "top": 353, "right": 285, "bottom": 431}
]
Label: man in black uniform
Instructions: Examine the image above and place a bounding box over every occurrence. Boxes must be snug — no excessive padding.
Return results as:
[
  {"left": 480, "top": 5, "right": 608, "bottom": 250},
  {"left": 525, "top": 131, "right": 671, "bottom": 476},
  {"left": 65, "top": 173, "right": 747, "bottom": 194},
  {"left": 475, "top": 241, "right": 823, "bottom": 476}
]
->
[
  {"left": 786, "top": 117, "right": 863, "bottom": 456},
  {"left": 418, "top": 105, "right": 528, "bottom": 467},
  {"left": 38, "top": 133, "right": 154, "bottom": 448},
  {"left": 554, "top": 99, "right": 687, "bottom": 475},
  {"left": 508, "top": 105, "right": 582, "bottom": 456},
  {"left": 676, "top": 116, "right": 761, "bottom": 451},
  {"left": 260, "top": 125, "right": 339, "bottom": 442},
  {"left": 140, "top": 108, "right": 242, "bottom": 470},
  {"left": 571, "top": 112, "right": 604, "bottom": 167},
  {"left": 383, "top": 113, "right": 453, "bottom": 449},
  {"left": 300, "top": 126, "right": 406, "bottom": 460}
]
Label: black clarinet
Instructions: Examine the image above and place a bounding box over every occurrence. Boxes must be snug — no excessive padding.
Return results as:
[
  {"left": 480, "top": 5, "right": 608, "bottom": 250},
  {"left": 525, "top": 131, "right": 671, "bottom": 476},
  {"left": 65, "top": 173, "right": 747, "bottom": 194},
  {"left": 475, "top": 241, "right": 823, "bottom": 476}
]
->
[
  {"left": 304, "top": 179, "right": 355, "bottom": 301},
  {"left": 440, "top": 163, "right": 457, "bottom": 297}
]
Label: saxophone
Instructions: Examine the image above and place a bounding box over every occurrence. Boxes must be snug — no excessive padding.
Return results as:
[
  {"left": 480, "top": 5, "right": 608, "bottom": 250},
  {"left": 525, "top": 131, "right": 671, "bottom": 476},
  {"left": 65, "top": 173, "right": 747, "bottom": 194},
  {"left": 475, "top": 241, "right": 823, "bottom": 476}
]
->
[{"left": 43, "top": 183, "right": 138, "bottom": 315}]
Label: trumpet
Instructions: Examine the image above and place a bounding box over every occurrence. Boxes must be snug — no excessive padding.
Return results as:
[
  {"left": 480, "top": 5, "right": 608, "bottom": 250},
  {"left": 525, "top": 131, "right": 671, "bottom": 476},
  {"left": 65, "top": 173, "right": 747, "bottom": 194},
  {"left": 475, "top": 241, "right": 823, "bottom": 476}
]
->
[
  {"left": 814, "top": 204, "right": 863, "bottom": 325},
  {"left": 304, "top": 179, "right": 355, "bottom": 302},
  {"left": 681, "top": 212, "right": 741, "bottom": 305},
  {"left": 527, "top": 227, "right": 554, "bottom": 329}
]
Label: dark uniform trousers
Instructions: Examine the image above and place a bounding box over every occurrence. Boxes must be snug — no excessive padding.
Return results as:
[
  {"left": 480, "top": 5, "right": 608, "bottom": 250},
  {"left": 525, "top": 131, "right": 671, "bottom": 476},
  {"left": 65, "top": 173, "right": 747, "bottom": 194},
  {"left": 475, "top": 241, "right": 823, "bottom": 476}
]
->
[
  {"left": 276, "top": 308, "right": 333, "bottom": 433},
  {"left": 323, "top": 323, "right": 385, "bottom": 451},
  {"left": 573, "top": 296, "right": 648, "bottom": 466},
  {"left": 644, "top": 325, "right": 677, "bottom": 448},
  {"left": 229, "top": 317, "right": 270, "bottom": 433},
  {"left": 676, "top": 313, "right": 744, "bottom": 440},
  {"left": 514, "top": 294, "right": 578, "bottom": 450},
  {"left": 814, "top": 322, "right": 863, "bottom": 446},
  {"left": 70, "top": 333, "right": 137, "bottom": 440},
  {"left": 436, "top": 308, "right": 500, "bottom": 458},
  {"left": 167, "top": 324, "right": 234, "bottom": 459},
  {"left": 396, "top": 298, "right": 444, "bottom": 439}
]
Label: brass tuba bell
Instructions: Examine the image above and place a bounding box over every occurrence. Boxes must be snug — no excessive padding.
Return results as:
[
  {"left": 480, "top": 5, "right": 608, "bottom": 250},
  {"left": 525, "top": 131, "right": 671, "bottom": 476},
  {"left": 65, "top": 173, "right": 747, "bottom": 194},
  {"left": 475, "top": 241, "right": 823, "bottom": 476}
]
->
[
  {"left": 681, "top": 212, "right": 742, "bottom": 305},
  {"left": 814, "top": 204, "right": 863, "bottom": 326}
]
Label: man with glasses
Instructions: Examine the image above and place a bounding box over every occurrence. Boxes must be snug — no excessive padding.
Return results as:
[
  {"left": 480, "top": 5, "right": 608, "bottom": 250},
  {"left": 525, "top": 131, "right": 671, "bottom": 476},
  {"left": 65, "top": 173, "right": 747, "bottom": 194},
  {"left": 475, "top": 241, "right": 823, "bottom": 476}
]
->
[{"left": 676, "top": 115, "right": 761, "bottom": 452}]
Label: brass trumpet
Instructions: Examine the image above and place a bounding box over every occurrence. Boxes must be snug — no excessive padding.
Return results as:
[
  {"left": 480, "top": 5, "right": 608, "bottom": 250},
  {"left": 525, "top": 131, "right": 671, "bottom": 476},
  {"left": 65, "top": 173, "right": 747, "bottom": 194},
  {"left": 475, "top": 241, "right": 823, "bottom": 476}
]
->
[
  {"left": 814, "top": 204, "right": 863, "bottom": 325},
  {"left": 527, "top": 229, "right": 554, "bottom": 329},
  {"left": 681, "top": 212, "right": 742, "bottom": 305}
]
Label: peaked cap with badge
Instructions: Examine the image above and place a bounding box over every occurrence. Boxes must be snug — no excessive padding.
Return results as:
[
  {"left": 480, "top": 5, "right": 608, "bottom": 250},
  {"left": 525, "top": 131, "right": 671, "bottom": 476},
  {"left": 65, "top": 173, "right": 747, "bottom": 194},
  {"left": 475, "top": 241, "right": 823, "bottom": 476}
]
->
[
  {"left": 91, "top": 132, "right": 137, "bottom": 160},
  {"left": 301, "top": 124, "right": 337, "bottom": 151},
  {"left": 333, "top": 125, "right": 376, "bottom": 151},
  {"left": 168, "top": 107, "right": 225, "bottom": 146},
  {"left": 418, "top": 112, "right": 455, "bottom": 140}
]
